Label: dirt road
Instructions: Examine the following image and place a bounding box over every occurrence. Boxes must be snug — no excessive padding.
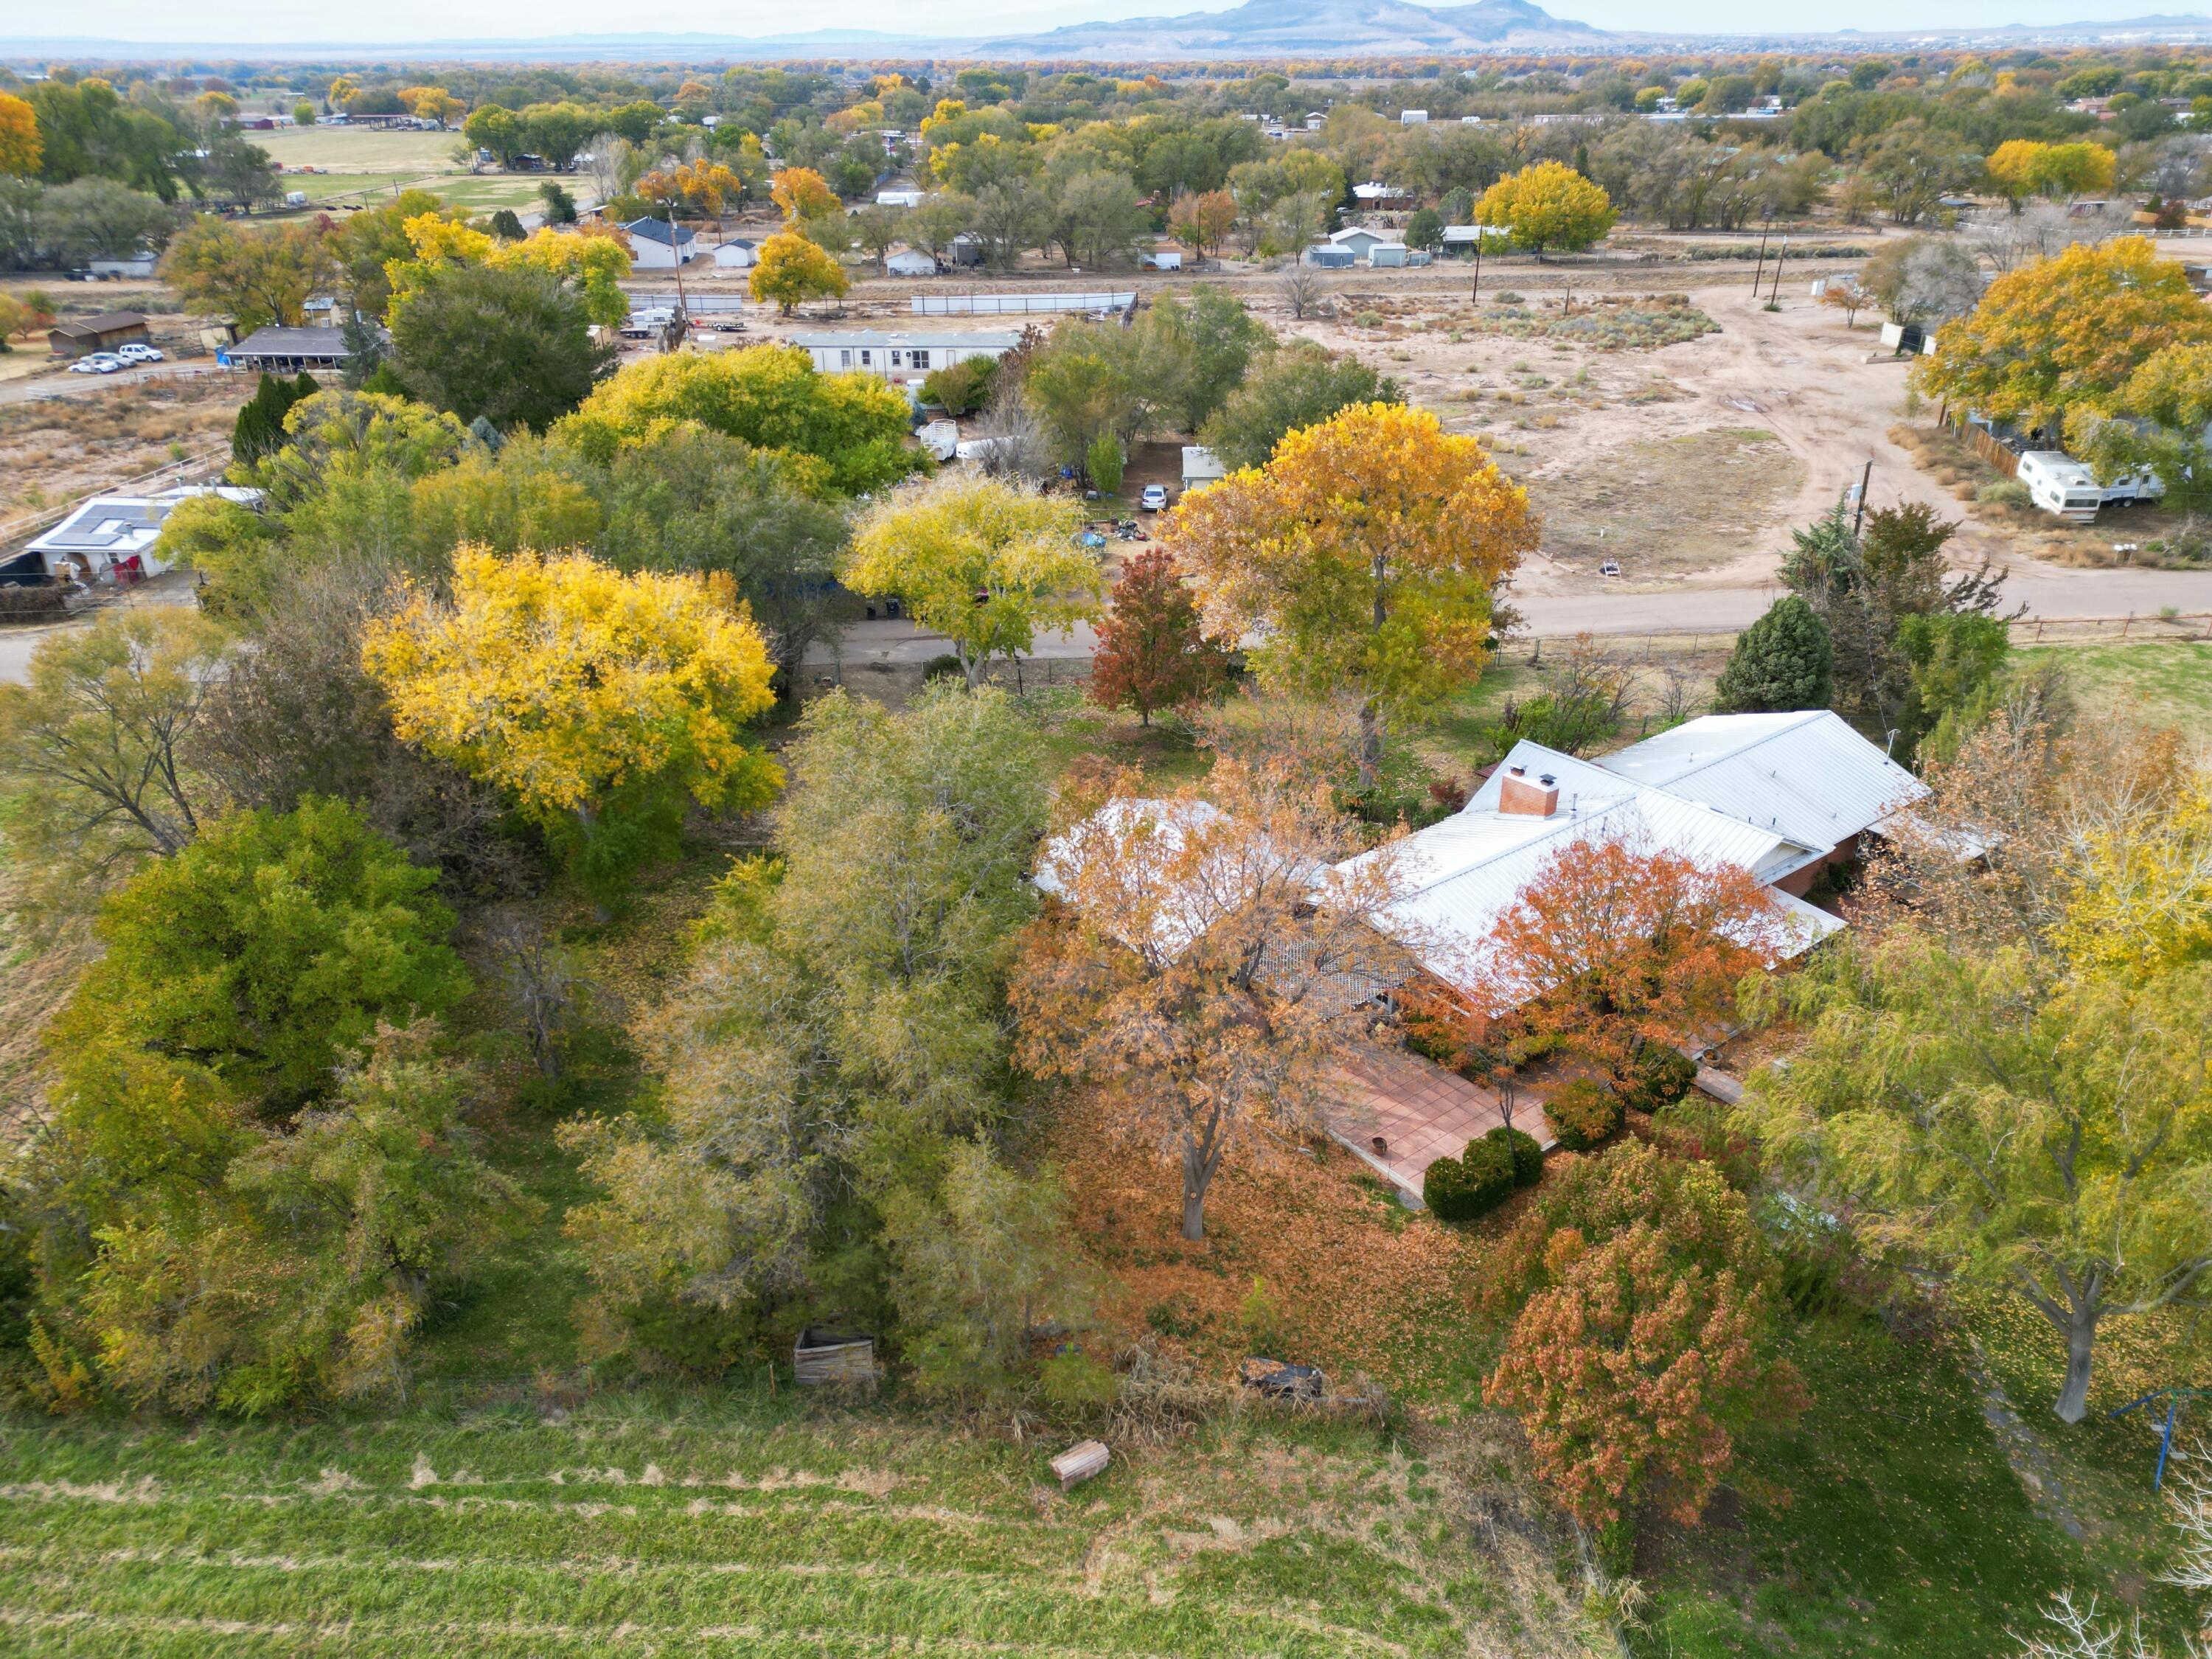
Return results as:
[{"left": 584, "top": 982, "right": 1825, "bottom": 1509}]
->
[{"left": 1507, "top": 278, "right": 2212, "bottom": 632}]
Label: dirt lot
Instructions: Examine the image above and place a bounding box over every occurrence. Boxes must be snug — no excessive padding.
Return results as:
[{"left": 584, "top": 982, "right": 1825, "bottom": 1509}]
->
[{"left": 0, "top": 372, "right": 238, "bottom": 523}]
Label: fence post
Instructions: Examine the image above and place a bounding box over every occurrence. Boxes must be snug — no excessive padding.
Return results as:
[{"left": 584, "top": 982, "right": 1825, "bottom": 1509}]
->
[
  {"left": 2123, "top": 613, "right": 2133, "bottom": 637},
  {"left": 2035, "top": 618, "right": 2045, "bottom": 641}
]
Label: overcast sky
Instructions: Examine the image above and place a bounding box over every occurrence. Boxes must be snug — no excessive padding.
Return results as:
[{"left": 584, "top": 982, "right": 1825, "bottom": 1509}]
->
[{"left": 1, "top": 0, "right": 2194, "bottom": 47}]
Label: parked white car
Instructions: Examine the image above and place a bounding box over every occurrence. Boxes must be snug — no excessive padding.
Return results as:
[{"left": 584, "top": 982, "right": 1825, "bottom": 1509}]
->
[
  {"left": 115, "top": 342, "right": 164, "bottom": 364},
  {"left": 1140, "top": 484, "right": 1170, "bottom": 511},
  {"left": 68, "top": 352, "right": 123, "bottom": 375}
]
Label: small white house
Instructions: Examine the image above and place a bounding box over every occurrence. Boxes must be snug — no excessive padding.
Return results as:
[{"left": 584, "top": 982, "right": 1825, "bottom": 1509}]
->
[
  {"left": 1351, "top": 181, "right": 1408, "bottom": 205},
  {"left": 1441, "top": 225, "right": 1511, "bottom": 256},
  {"left": 27, "top": 486, "right": 262, "bottom": 586},
  {"left": 876, "top": 188, "right": 924, "bottom": 208},
  {"left": 712, "top": 238, "right": 757, "bottom": 270},
  {"left": 86, "top": 250, "right": 159, "bottom": 279},
  {"left": 1369, "top": 243, "right": 1429, "bottom": 268},
  {"left": 1140, "top": 248, "right": 1184, "bottom": 271},
  {"left": 883, "top": 246, "right": 938, "bottom": 277},
  {"left": 1399, "top": 109, "right": 1429, "bottom": 125},
  {"left": 790, "top": 330, "right": 1021, "bottom": 380},
  {"left": 621, "top": 218, "right": 698, "bottom": 269},
  {"left": 1180, "top": 445, "right": 1227, "bottom": 493}
]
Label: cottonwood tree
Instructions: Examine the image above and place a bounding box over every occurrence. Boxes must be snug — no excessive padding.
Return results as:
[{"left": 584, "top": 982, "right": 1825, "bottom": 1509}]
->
[
  {"left": 1010, "top": 760, "right": 1412, "bottom": 1240},
  {"left": 844, "top": 474, "right": 1102, "bottom": 687},
  {"left": 160, "top": 217, "right": 335, "bottom": 333},
  {"left": 1088, "top": 550, "right": 1232, "bottom": 726},
  {"left": 1198, "top": 341, "right": 1402, "bottom": 470},
  {"left": 1475, "top": 159, "right": 1615, "bottom": 258},
  {"left": 389, "top": 262, "right": 616, "bottom": 434},
  {"left": 1169, "top": 402, "right": 1536, "bottom": 789},
  {"left": 364, "top": 546, "right": 781, "bottom": 902},
  {"left": 1744, "top": 933, "right": 2212, "bottom": 1423},
  {"left": 0, "top": 610, "right": 226, "bottom": 905},
  {"left": 561, "top": 687, "right": 1083, "bottom": 1387},
  {"left": 749, "top": 230, "right": 849, "bottom": 314}
]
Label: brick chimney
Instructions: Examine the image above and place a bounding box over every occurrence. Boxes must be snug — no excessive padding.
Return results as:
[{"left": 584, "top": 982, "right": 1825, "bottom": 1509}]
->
[{"left": 1498, "top": 765, "right": 1559, "bottom": 818}]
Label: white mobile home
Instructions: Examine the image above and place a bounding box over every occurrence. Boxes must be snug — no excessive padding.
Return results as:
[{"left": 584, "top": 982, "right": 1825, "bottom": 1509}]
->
[
  {"left": 883, "top": 247, "right": 938, "bottom": 276},
  {"left": 1181, "top": 445, "right": 1227, "bottom": 493},
  {"left": 2015, "top": 451, "right": 2105, "bottom": 523},
  {"left": 1140, "top": 248, "right": 1183, "bottom": 271},
  {"left": 789, "top": 330, "right": 1022, "bottom": 380},
  {"left": 876, "top": 189, "right": 924, "bottom": 207}
]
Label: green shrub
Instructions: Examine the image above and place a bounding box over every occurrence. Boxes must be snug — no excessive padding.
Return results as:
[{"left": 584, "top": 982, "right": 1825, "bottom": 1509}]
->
[
  {"left": 1423, "top": 1135, "right": 1515, "bottom": 1222},
  {"left": 922, "top": 653, "right": 966, "bottom": 682},
  {"left": 1486, "top": 1124, "right": 1544, "bottom": 1188},
  {"left": 1977, "top": 479, "right": 2031, "bottom": 508},
  {"left": 1545, "top": 1079, "right": 1624, "bottom": 1152},
  {"left": 1040, "top": 1349, "right": 1119, "bottom": 1415},
  {"left": 1623, "top": 1045, "right": 1698, "bottom": 1113},
  {"left": 922, "top": 356, "right": 996, "bottom": 416}
]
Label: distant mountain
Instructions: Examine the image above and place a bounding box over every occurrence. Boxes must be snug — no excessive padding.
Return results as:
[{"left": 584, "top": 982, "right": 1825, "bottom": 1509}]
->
[{"left": 981, "top": 0, "right": 1600, "bottom": 56}]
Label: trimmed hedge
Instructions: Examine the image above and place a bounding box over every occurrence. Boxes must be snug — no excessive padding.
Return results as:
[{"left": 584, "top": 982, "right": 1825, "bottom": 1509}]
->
[
  {"left": 1546, "top": 1078, "right": 1624, "bottom": 1152},
  {"left": 1624, "top": 1045, "right": 1699, "bottom": 1113},
  {"left": 1422, "top": 1135, "right": 1516, "bottom": 1222},
  {"left": 1486, "top": 1124, "right": 1544, "bottom": 1188}
]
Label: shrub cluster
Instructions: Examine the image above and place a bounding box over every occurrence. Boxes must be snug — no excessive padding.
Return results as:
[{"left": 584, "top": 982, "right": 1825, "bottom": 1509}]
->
[
  {"left": 1467, "top": 295, "right": 1719, "bottom": 352},
  {"left": 1422, "top": 1125, "right": 1544, "bottom": 1222},
  {"left": 1622, "top": 1044, "right": 1698, "bottom": 1113},
  {"left": 1545, "top": 1078, "right": 1625, "bottom": 1151}
]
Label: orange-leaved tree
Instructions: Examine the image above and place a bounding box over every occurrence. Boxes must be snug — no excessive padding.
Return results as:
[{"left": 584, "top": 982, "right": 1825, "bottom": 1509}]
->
[
  {"left": 1088, "top": 549, "right": 1233, "bottom": 727},
  {"left": 771, "top": 164, "right": 841, "bottom": 223},
  {"left": 1484, "top": 1141, "right": 1804, "bottom": 1566},
  {"left": 1010, "top": 759, "right": 1411, "bottom": 1240},
  {"left": 1166, "top": 401, "right": 1535, "bottom": 790},
  {"left": 1411, "top": 828, "right": 1793, "bottom": 1090}
]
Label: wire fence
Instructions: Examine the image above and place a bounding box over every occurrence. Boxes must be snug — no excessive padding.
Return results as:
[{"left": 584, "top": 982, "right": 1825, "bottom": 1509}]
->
[
  {"left": 1512, "top": 611, "right": 2212, "bottom": 661},
  {"left": 0, "top": 445, "right": 232, "bottom": 552}
]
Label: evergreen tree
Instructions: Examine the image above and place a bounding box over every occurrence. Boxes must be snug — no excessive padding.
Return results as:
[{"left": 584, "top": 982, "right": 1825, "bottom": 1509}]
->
[
  {"left": 339, "top": 306, "right": 385, "bottom": 389},
  {"left": 229, "top": 370, "right": 320, "bottom": 465},
  {"left": 1713, "top": 596, "right": 1834, "bottom": 714}
]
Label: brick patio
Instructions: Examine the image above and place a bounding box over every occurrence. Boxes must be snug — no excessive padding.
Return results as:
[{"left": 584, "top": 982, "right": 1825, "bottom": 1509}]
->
[{"left": 1324, "top": 1046, "right": 1559, "bottom": 1206}]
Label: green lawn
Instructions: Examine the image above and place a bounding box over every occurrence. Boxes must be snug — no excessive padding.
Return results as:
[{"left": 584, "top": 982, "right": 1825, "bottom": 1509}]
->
[
  {"left": 2018, "top": 639, "right": 2212, "bottom": 731},
  {"left": 1641, "top": 1315, "right": 2193, "bottom": 1657}
]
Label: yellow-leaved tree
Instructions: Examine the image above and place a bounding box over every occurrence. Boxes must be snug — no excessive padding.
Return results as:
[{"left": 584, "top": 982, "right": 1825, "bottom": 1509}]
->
[
  {"left": 749, "top": 229, "right": 850, "bottom": 316},
  {"left": 1917, "top": 237, "right": 2212, "bottom": 498},
  {"left": 1166, "top": 401, "right": 1537, "bottom": 788},
  {"left": 770, "top": 165, "right": 841, "bottom": 222},
  {"left": 363, "top": 546, "right": 781, "bottom": 901},
  {"left": 384, "top": 212, "right": 631, "bottom": 327},
  {"left": 1474, "top": 159, "right": 1615, "bottom": 260},
  {"left": 846, "top": 474, "right": 1102, "bottom": 687}
]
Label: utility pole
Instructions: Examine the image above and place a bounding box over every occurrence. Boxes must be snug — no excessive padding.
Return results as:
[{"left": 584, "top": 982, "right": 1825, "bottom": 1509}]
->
[
  {"left": 1750, "top": 215, "right": 1772, "bottom": 293},
  {"left": 1852, "top": 459, "right": 1873, "bottom": 538},
  {"left": 1471, "top": 229, "right": 1482, "bottom": 306},
  {"left": 1768, "top": 236, "right": 1789, "bottom": 304}
]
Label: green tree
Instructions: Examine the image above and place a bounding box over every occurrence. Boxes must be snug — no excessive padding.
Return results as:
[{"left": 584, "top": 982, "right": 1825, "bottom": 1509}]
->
[
  {"left": 29, "top": 178, "right": 174, "bottom": 266},
  {"left": 161, "top": 216, "right": 335, "bottom": 333},
  {"left": 1197, "top": 341, "right": 1403, "bottom": 471},
  {"left": 1085, "top": 432, "right": 1124, "bottom": 495},
  {"left": 556, "top": 345, "right": 915, "bottom": 496},
  {"left": 52, "top": 797, "right": 470, "bottom": 1114},
  {"left": 1405, "top": 206, "right": 1444, "bottom": 251},
  {"left": 0, "top": 610, "right": 226, "bottom": 907},
  {"left": 1022, "top": 319, "right": 1140, "bottom": 471},
  {"left": 1713, "top": 595, "right": 1834, "bottom": 713},
  {"left": 229, "top": 369, "right": 320, "bottom": 465},
  {"left": 561, "top": 686, "right": 1072, "bottom": 1382},
  {"left": 1745, "top": 936, "right": 2212, "bottom": 1423},
  {"left": 389, "top": 262, "right": 616, "bottom": 434},
  {"left": 845, "top": 475, "right": 1102, "bottom": 687},
  {"left": 1136, "top": 286, "right": 1270, "bottom": 433},
  {"left": 152, "top": 490, "right": 282, "bottom": 618},
  {"left": 74, "top": 1018, "right": 538, "bottom": 1413}
]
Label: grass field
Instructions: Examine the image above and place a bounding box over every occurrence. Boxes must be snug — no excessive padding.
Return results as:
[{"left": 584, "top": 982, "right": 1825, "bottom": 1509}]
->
[
  {"left": 0, "top": 1398, "right": 1603, "bottom": 1658},
  {"left": 2019, "top": 639, "right": 2212, "bottom": 731},
  {"left": 251, "top": 125, "right": 585, "bottom": 218}
]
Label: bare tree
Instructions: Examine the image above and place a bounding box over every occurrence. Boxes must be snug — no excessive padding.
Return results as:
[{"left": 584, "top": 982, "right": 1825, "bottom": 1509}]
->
[
  {"left": 1277, "top": 262, "right": 1321, "bottom": 321},
  {"left": 486, "top": 914, "right": 588, "bottom": 1081},
  {"left": 972, "top": 375, "right": 1054, "bottom": 484}
]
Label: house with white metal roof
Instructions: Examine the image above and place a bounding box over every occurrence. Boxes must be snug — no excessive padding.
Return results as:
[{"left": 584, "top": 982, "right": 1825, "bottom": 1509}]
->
[{"left": 1346, "top": 710, "right": 1924, "bottom": 1000}]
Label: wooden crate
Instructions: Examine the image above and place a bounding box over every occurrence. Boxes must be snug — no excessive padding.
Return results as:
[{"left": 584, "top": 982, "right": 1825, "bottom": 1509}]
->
[
  {"left": 793, "top": 1331, "right": 879, "bottom": 1388},
  {"left": 1049, "top": 1439, "right": 1110, "bottom": 1491}
]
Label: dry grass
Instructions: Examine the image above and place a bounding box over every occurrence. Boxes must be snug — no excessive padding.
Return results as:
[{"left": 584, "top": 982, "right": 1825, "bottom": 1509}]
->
[
  {"left": 1529, "top": 425, "right": 1803, "bottom": 577},
  {"left": 1467, "top": 292, "right": 1720, "bottom": 352},
  {"left": 0, "top": 377, "right": 238, "bottom": 518}
]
